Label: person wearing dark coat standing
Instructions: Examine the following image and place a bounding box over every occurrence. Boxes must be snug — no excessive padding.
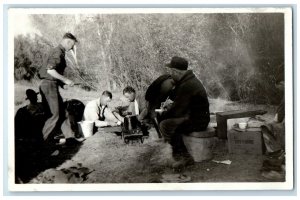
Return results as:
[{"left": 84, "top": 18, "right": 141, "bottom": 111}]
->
[
  {"left": 159, "top": 56, "right": 210, "bottom": 169},
  {"left": 38, "top": 33, "right": 78, "bottom": 144}
]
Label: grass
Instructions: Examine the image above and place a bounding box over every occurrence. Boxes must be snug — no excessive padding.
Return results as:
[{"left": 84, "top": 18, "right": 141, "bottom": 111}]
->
[
  {"left": 14, "top": 81, "right": 277, "bottom": 117},
  {"left": 14, "top": 80, "right": 123, "bottom": 113}
]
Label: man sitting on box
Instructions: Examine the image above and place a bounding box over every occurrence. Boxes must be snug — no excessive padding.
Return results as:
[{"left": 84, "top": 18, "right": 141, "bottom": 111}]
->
[{"left": 158, "top": 56, "right": 210, "bottom": 169}]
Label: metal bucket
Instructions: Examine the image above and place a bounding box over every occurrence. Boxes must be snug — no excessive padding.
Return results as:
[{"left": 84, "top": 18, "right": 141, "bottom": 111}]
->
[
  {"left": 77, "top": 121, "right": 95, "bottom": 138},
  {"left": 183, "top": 128, "right": 216, "bottom": 162}
]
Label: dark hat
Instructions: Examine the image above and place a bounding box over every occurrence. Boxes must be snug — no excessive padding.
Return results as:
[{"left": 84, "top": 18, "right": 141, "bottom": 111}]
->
[
  {"left": 63, "top": 32, "right": 78, "bottom": 43},
  {"left": 25, "top": 89, "right": 39, "bottom": 100},
  {"left": 165, "top": 56, "right": 188, "bottom": 70},
  {"left": 145, "top": 74, "right": 172, "bottom": 102}
]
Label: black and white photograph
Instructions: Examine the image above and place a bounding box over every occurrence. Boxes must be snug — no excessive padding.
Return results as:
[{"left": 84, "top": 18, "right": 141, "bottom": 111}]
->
[{"left": 8, "top": 8, "right": 293, "bottom": 191}]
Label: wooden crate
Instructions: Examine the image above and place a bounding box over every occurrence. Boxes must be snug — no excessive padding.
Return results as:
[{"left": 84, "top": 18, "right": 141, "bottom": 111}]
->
[{"left": 227, "top": 129, "right": 263, "bottom": 155}]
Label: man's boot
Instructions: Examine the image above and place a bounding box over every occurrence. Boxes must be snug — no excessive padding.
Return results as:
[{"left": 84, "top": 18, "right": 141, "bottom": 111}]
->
[{"left": 171, "top": 152, "right": 194, "bottom": 170}]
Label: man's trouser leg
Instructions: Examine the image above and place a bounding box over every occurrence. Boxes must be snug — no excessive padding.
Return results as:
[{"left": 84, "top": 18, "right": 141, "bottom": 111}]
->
[
  {"left": 39, "top": 80, "right": 64, "bottom": 142},
  {"left": 159, "top": 118, "right": 190, "bottom": 160},
  {"left": 261, "top": 123, "right": 285, "bottom": 172},
  {"left": 261, "top": 123, "right": 285, "bottom": 154}
]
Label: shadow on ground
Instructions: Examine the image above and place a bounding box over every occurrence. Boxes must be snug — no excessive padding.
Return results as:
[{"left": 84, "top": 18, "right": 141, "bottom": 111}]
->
[{"left": 15, "top": 140, "right": 82, "bottom": 183}]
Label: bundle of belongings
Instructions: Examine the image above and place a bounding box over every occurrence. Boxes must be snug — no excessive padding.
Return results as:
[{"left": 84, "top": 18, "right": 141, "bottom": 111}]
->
[{"left": 30, "top": 163, "right": 94, "bottom": 183}]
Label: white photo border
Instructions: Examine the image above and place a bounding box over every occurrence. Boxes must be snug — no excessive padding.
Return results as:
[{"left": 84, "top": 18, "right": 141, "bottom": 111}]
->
[{"left": 5, "top": 6, "right": 294, "bottom": 192}]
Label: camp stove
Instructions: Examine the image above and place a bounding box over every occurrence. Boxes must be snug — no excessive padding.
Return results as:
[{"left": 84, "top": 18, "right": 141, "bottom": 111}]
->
[{"left": 121, "top": 115, "right": 145, "bottom": 144}]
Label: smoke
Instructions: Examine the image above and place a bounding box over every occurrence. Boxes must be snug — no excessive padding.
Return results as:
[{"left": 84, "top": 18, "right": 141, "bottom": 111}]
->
[{"left": 12, "top": 14, "right": 41, "bottom": 37}]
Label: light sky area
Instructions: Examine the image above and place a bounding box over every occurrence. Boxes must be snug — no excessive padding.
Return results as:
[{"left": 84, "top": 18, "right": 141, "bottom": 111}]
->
[{"left": 12, "top": 14, "right": 41, "bottom": 36}]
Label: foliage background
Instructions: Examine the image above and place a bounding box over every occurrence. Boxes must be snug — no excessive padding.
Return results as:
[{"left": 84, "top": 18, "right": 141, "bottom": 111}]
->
[{"left": 14, "top": 13, "right": 284, "bottom": 104}]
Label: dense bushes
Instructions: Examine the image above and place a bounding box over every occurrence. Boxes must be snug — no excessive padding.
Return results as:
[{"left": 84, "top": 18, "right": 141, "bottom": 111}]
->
[
  {"left": 14, "top": 35, "right": 51, "bottom": 80},
  {"left": 14, "top": 13, "right": 284, "bottom": 104}
]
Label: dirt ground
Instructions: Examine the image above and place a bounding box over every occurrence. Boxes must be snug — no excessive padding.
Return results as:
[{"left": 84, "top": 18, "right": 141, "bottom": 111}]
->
[
  {"left": 14, "top": 82, "right": 285, "bottom": 184},
  {"left": 27, "top": 126, "right": 285, "bottom": 184}
]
